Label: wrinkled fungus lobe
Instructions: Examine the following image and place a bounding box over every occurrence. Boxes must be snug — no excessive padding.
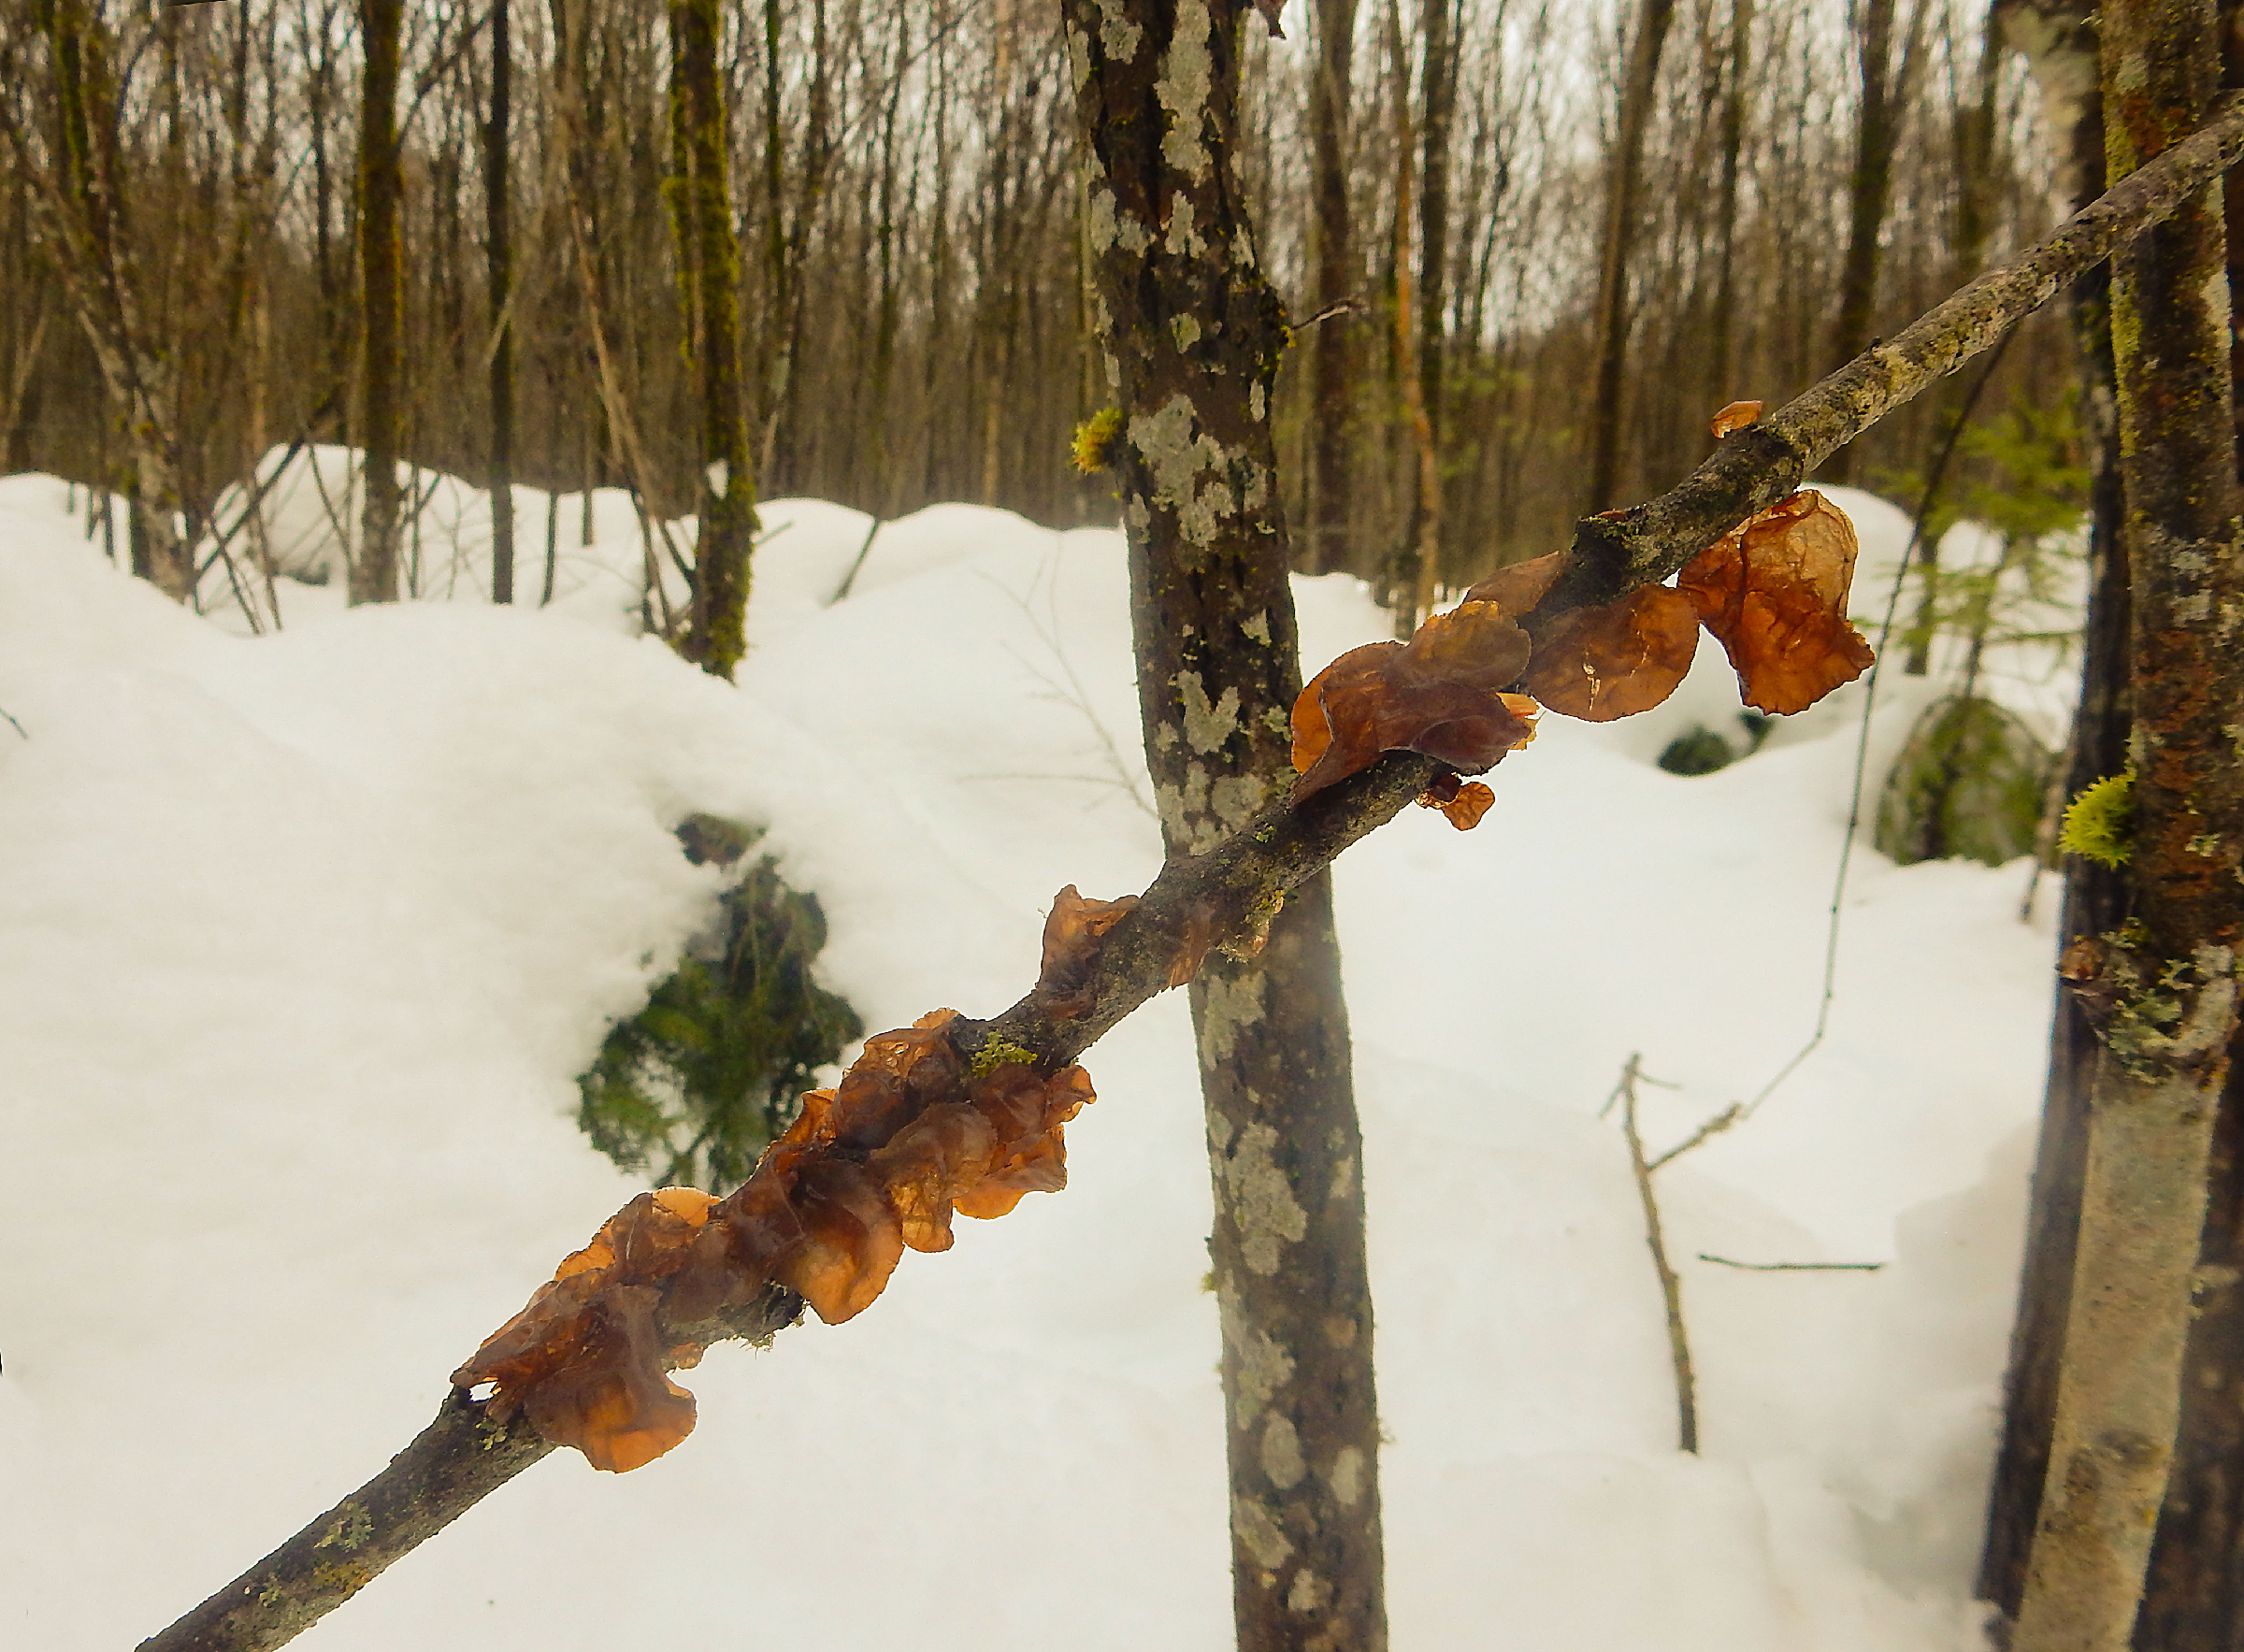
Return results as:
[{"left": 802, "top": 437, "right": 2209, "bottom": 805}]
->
[
  {"left": 1523, "top": 585, "right": 1701, "bottom": 722},
  {"left": 1034, "top": 884, "right": 1141, "bottom": 1019},
  {"left": 1677, "top": 489, "right": 1874, "bottom": 714},
  {"left": 1415, "top": 771, "right": 1497, "bottom": 830},
  {"left": 455, "top": 1009, "right": 1099, "bottom": 1472},
  {"left": 1709, "top": 399, "right": 1764, "bottom": 438},
  {"left": 1290, "top": 600, "right": 1538, "bottom": 800}
]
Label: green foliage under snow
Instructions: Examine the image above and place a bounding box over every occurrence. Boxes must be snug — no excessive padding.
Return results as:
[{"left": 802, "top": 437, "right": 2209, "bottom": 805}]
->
[{"left": 577, "top": 816, "right": 863, "bottom": 1190}]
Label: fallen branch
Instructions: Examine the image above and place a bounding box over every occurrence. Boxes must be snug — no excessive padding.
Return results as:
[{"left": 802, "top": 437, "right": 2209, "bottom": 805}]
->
[{"left": 138, "top": 93, "right": 2244, "bottom": 1652}]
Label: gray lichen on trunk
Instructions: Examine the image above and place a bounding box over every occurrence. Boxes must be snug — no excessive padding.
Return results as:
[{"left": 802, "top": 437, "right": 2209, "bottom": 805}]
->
[{"left": 1060, "top": 1, "right": 1388, "bottom": 1645}]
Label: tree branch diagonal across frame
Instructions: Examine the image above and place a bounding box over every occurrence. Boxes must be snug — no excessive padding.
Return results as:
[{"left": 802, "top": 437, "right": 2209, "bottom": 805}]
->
[{"left": 137, "top": 87, "right": 2244, "bottom": 1652}]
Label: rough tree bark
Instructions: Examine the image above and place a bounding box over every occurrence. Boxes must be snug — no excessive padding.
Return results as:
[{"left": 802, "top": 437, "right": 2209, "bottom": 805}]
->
[
  {"left": 1978, "top": 0, "right": 2131, "bottom": 1623},
  {"left": 1303, "top": 0, "right": 1359, "bottom": 576},
  {"left": 135, "top": 90, "right": 2244, "bottom": 1652},
  {"left": 1412, "top": 0, "right": 1457, "bottom": 616},
  {"left": 352, "top": 0, "right": 404, "bottom": 605},
  {"left": 2007, "top": 5, "right": 2244, "bottom": 1648},
  {"left": 486, "top": 0, "right": 516, "bottom": 605},
  {"left": 1584, "top": 0, "right": 1676, "bottom": 514},
  {"left": 1061, "top": 2, "right": 1388, "bottom": 1646},
  {"left": 669, "top": 0, "right": 755, "bottom": 678}
]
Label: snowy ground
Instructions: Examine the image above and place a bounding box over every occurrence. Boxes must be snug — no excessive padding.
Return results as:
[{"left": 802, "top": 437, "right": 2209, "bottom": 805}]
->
[{"left": 0, "top": 462, "right": 2065, "bottom": 1648}]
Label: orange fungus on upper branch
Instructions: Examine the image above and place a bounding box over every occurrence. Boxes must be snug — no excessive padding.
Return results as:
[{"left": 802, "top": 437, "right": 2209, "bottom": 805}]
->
[
  {"left": 1289, "top": 601, "right": 1538, "bottom": 801},
  {"left": 1677, "top": 488, "right": 1874, "bottom": 715},
  {"left": 1710, "top": 400, "right": 1763, "bottom": 438}
]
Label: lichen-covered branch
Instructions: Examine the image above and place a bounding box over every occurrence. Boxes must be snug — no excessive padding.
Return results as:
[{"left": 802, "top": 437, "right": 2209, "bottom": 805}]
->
[{"left": 140, "top": 89, "right": 2244, "bottom": 1652}]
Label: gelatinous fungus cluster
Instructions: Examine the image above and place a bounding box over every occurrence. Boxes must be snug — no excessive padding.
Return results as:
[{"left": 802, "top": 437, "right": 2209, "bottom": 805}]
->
[
  {"left": 455, "top": 1005, "right": 1097, "bottom": 1472},
  {"left": 1676, "top": 490, "right": 1875, "bottom": 715},
  {"left": 1289, "top": 600, "right": 1540, "bottom": 805},
  {"left": 1288, "top": 483, "right": 1873, "bottom": 822}
]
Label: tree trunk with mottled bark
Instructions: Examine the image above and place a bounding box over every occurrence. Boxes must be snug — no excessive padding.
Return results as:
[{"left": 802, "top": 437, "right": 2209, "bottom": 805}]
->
[
  {"left": 353, "top": 0, "right": 403, "bottom": 605},
  {"left": 2007, "top": 5, "right": 2244, "bottom": 1647},
  {"left": 1978, "top": 4, "right": 2122, "bottom": 1623},
  {"left": 1061, "top": 3, "right": 1388, "bottom": 1646},
  {"left": 669, "top": 0, "right": 755, "bottom": 678},
  {"left": 2, "top": 0, "right": 193, "bottom": 601}
]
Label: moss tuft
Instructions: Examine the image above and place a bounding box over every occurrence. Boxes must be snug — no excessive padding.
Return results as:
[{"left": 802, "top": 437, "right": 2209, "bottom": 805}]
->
[
  {"left": 971, "top": 1035, "right": 1039, "bottom": 1075},
  {"left": 1072, "top": 406, "right": 1125, "bottom": 474},
  {"left": 2060, "top": 769, "right": 2136, "bottom": 868}
]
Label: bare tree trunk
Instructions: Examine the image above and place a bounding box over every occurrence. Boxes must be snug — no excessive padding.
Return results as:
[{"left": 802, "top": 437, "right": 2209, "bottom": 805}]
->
[
  {"left": 353, "top": 0, "right": 404, "bottom": 604},
  {"left": 669, "top": 0, "right": 755, "bottom": 677},
  {"left": 486, "top": 0, "right": 516, "bottom": 604},
  {"left": 3, "top": 0, "right": 194, "bottom": 600},
  {"left": 1379, "top": 0, "right": 1441, "bottom": 632},
  {"left": 1305, "top": 0, "right": 1359, "bottom": 577},
  {"left": 1063, "top": 3, "right": 1388, "bottom": 1647},
  {"left": 1414, "top": 0, "right": 1457, "bottom": 616},
  {"left": 1584, "top": 0, "right": 1676, "bottom": 513},
  {"left": 1978, "top": 4, "right": 2130, "bottom": 1621},
  {"left": 1822, "top": 0, "right": 1928, "bottom": 485},
  {"left": 1705, "top": 0, "right": 1751, "bottom": 401},
  {"left": 2009, "top": 6, "right": 2244, "bottom": 1647}
]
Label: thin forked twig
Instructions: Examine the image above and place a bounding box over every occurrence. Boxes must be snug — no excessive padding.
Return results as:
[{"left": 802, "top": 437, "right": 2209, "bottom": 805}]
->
[{"left": 1612, "top": 1054, "right": 1700, "bottom": 1454}]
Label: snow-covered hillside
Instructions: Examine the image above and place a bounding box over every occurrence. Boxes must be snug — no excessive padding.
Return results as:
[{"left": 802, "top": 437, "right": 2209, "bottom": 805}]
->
[{"left": 0, "top": 467, "right": 2057, "bottom": 1648}]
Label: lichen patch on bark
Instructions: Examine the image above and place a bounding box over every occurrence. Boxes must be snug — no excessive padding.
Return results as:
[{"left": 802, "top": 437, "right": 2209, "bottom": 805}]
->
[
  {"left": 1156, "top": 1, "right": 1216, "bottom": 182},
  {"left": 1224, "top": 1121, "right": 1309, "bottom": 1275},
  {"left": 1261, "top": 1414, "right": 1308, "bottom": 1488},
  {"left": 1129, "top": 395, "right": 1234, "bottom": 554},
  {"left": 1233, "top": 1493, "right": 1296, "bottom": 1569},
  {"left": 1330, "top": 1444, "right": 1367, "bottom": 1508},
  {"left": 1198, "top": 970, "right": 1268, "bottom": 1064},
  {"left": 1091, "top": 0, "right": 1142, "bottom": 63},
  {"left": 1224, "top": 1295, "right": 1297, "bottom": 1428},
  {"left": 1176, "top": 669, "right": 1243, "bottom": 753}
]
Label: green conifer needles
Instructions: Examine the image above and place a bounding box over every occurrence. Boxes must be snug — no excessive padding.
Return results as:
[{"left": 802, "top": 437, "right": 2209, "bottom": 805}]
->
[{"left": 577, "top": 826, "right": 862, "bottom": 1189}]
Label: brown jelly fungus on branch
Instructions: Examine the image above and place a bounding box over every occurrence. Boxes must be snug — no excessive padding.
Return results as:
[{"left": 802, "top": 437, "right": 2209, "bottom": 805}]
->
[{"left": 454, "top": 1010, "right": 1096, "bottom": 1472}]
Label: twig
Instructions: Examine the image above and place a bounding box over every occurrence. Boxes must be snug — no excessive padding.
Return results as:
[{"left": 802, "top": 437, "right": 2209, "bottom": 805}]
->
[
  {"left": 1697, "top": 1254, "right": 1887, "bottom": 1271},
  {"left": 1644, "top": 1101, "right": 1742, "bottom": 1172},
  {"left": 138, "top": 105, "right": 2244, "bottom": 1650},
  {"left": 982, "top": 553, "right": 1158, "bottom": 821},
  {"left": 828, "top": 513, "right": 882, "bottom": 604},
  {"left": 1613, "top": 1055, "right": 1699, "bottom": 1454},
  {"left": 1293, "top": 295, "right": 1364, "bottom": 330}
]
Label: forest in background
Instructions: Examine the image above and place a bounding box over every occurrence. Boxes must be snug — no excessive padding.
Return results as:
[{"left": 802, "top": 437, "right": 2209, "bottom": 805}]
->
[{"left": 0, "top": 0, "right": 2081, "bottom": 612}]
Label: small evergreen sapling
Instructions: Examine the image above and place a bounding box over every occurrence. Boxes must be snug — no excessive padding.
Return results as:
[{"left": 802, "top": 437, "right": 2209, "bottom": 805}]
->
[{"left": 577, "top": 817, "right": 863, "bottom": 1190}]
